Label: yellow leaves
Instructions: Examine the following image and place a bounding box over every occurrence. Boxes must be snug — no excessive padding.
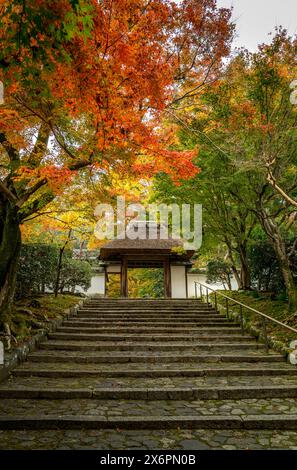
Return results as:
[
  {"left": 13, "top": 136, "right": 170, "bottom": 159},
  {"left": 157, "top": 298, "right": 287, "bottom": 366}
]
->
[{"left": 107, "top": 171, "right": 145, "bottom": 202}]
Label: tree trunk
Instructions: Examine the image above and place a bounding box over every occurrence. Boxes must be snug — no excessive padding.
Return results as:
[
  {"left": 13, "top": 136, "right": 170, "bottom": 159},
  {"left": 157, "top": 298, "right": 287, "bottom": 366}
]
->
[
  {"left": 226, "top": 274, "right": 232, "bottom": 290},
  {"left": 273, "top": 235, "right": 297, "bottom": 311},
  {"left": 54, "top": 229, "right": 72, "bottom": 298},
  {"left": 54, "top": 247, "right": 64, "bottom": 298},
  {"left": 225, "top": 241, "right": 241, "bottom": 289},
  {"left": 0, "top": 201, "right": 21, "bottom": 324},
  {"left": 259, "top": 207, "right": 297, "bottom": 312},
  {"left": 238, "top": 243, "right": 251, "bottom": 290}
]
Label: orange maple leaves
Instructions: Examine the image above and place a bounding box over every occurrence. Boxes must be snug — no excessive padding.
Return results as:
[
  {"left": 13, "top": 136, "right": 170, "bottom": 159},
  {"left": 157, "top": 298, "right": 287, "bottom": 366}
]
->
[
  {"left": 1, "top": 0, "right": 233, "bottom": 191},
  {"left": 15, "top": 166, "right": 74, "bottom": 193}
]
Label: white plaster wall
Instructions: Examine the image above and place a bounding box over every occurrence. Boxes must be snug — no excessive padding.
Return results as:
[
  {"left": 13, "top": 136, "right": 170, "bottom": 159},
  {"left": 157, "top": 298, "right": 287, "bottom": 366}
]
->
[
  {"left": 187, "top": 273, "right": 238, "bottom": 298},
  {"left": 76, "top": 274, "right": 106, "bottom": 295},
  {"left": 170, "top": 266, "right": 187, "bottom": 298}
]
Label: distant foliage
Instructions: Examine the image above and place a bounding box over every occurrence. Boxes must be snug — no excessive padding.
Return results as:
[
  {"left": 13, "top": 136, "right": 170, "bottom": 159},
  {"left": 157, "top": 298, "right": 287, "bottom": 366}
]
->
[
  {"left": 130, "top": 269, "right": 164, "bottom": 298},
  {"left": 16, "top": 244, "right": 59, "bottom": 298},
  {"left": 16, "top": 244, "right": 92, "bottom": 298},
  {"left": 106, "top": 274, "right": 121, "bottom": 298},
  {"left": 206, "top": 259, "right": 233, "bottom": 290},
  {"left": 106, "top": 268, "right": 164, "bottom": 298},
  {"left": 248, "top": 238, "right": 297, "bottom": 294},
  {"left": 59, "top": 259, "right": 92, "bottom": 293}
]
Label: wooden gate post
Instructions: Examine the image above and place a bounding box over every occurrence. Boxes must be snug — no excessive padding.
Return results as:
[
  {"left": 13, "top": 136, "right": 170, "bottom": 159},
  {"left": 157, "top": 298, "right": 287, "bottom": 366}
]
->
[
  {"left": 163, "top": 259, "right": 172, "bottom": 298},
  {"left": 120, "top": 258, "right": 128, "bottom": 297}
]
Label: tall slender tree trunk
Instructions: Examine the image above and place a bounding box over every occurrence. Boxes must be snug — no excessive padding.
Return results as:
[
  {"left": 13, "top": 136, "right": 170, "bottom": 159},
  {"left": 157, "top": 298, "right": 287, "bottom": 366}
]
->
[
  {"left": 54, "top": 247, "right": 65, "bottom": 298},
  {"left": 273, "top": 233, "right": 297, "bottom": 311},
  {"left": 259, "top": 206, "right": 297, "bottom": 312},
  {"left": 238, "top": 243, "right": 251, "bottom": 290},
  {"left": 226, "top": 274, "right": 232, "bottom": 290},
  {"left": 54, "top": 229, "right": 72, "bottom": 298},
  {"left": 0, "top": 201, "right": 21, "bottom": 324},
  {"left": 225, "top": 241, "right": 241, "bottom": 289}
]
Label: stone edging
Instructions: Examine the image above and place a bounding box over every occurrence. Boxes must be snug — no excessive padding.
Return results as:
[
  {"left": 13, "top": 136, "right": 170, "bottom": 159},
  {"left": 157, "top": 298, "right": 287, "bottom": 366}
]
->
[
  {"left": 0, "top": 299, "right": 84, "bottom": 383},
  {"left": 216, "top": 300, "right": 291, "bottom": 359}
]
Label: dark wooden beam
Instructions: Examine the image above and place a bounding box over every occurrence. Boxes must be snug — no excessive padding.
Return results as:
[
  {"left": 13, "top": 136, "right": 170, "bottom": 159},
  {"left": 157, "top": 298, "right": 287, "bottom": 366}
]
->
[
  {"left": 104, "top": 267, "right": 108, "bottom": 297},
  {"left": 120, "top": 258, "right": 128, "bottom": 297},
  {"left": 163, "top": 259, "right": 172, "bottom": 298}
]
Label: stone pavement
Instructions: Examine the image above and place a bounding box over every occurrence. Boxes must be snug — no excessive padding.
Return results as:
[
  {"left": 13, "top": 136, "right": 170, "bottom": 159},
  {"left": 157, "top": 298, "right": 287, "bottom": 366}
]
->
[
  {"left": 0, "top": 298, "right": 297, "bottom": 449},
  {"left": 1, "top": 429, "right": 297, "bottom": 450}
]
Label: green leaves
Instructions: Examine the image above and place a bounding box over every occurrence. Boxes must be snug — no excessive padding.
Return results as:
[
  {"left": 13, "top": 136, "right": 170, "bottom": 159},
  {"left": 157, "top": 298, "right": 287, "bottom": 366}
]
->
[{"left": 63, "top": 1, "right": 94, "bottom": 42}]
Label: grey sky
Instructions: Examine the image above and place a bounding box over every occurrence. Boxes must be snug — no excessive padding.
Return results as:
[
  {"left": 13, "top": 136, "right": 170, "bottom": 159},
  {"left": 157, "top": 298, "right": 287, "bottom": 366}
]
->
[{"left": 216, "top": 0, "right": 297, "bottom": 51}]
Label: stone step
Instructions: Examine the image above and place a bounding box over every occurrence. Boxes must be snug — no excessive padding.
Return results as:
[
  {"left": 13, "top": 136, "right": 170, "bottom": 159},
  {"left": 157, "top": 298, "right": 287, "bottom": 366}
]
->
[
  {"left": 77, "top": 308, "right": 216, "bottom": 313},
  {"left": 79, "top": 303, "right": 208, "bottom": 311},
  {"left": 1, "top": 397, "right": 297, "bottom": 430},
  {"left": 55, "top": 331, "right": 242, "bottom": 338},
  {"left": 80, "top": 303, "right": 214, "bottom": 307},
  {"left": 5, "top": 373, "right": 297, "bottom": 388},
  {"left": 1, "top": 414, "right": 297, "bottom": 431},
  {"left": 71, "top": 314, "right": 223, "bottom": 320},
  {"left": 2, "top": 428, "right": 297, "bottom": 449},
  {"left": 62, "top": 318, "right": 229, "bottom": 328},
  {"left": 76, "top": 312, "right": 218, "bottom": 317},
  {"left": 73, "top": 317, "right": 230, "bottom": 326},
  {"left": 40, "top": 341, "right": 263, "bottom": 352},
  {"left": 84, "top": 297, "right": 203, "bottom": 305},
  {"left": 28, "top": 351, "right": 284, "bottom": 364},
  {"left": 1, "top": 384, "right": 297, "bottom": 400},
  {"left": 13, "top": 364, "right": 297, "bottom": 378},
  {"left": 84, "top": 296, "right": 201, "bottom": 304},
  {"left": 48, "top": 331, "right": 244, "bottom": 342},
  {"left": 55, "top": 331, "right": 252, "bottom": 342},
  {"left": 49, "top": 327, "right": 241, "bottom": 336},
  {"left": 80, "top": 302, "right": 214, "bottom": 306},
  {"left": 75, "top": 316, "right": 222, "bottom": 322},
  {"left": 83, "top": 302, "right": 206, "bottom": 307},
  {"left": 71, "top": 315, "right": 232, "bottom": 327},
  {"left": 3, "top": 393, "right": 291, "bottom": 415},
  {"left": 69, "top": 321, "right": 231, "bottom": 327},
  {"left": 15, "top": 360, "right": 294, "bottom": 372}
]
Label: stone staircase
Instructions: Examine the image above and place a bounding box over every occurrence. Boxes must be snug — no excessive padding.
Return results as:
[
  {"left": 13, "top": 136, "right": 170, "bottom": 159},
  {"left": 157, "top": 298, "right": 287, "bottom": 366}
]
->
[{"left": 0, "top": 298, "right": 297, "bottom": 449}]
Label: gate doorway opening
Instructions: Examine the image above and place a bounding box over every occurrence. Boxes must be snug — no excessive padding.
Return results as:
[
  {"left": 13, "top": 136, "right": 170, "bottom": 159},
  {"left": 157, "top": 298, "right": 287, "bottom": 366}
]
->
[{"left": 127, "top": 268, "right": 164, "bottom": 298}]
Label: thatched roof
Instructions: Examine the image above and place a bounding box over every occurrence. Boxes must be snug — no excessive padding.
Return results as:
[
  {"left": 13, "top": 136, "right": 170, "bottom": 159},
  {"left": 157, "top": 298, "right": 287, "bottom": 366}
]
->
[{"left": 99, "top": 222, "right": 194, "bottom": 261}]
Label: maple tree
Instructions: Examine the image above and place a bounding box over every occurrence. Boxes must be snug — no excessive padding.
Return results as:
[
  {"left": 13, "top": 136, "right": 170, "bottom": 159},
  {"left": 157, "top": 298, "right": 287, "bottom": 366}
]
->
[
  {"left": 204, "top": 31, "right": 297, "bottom": 311},
  {"left": 0, "top": 0, "right": 233, "bottom": 322},
  {"left": 158, "top": 30, "right": 297, "bottom": 311}
]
